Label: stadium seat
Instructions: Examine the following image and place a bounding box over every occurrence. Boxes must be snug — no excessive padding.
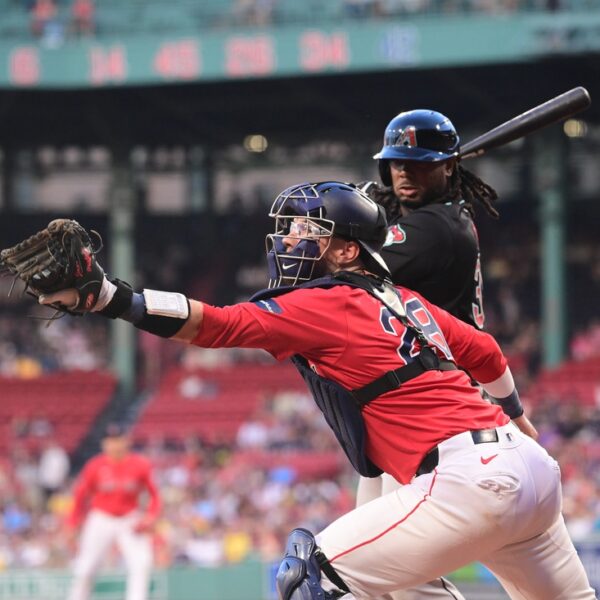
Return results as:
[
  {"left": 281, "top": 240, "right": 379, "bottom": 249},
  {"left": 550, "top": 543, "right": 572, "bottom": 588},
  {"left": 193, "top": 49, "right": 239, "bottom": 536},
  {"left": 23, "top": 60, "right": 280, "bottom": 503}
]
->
[
  {"left": 133, "top": 363, "right": 306, "bottom": 444},
  {"left": 0, "top": 370, "right": 117, "bottom": 453}
]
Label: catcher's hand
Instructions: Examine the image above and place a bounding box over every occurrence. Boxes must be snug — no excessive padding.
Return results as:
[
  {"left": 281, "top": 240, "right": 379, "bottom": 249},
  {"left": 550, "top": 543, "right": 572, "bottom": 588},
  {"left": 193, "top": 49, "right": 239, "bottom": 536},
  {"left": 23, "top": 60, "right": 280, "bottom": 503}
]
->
[
  {"left": 0, "top": 219, "right": 105, "bottom": 315},
  {"left": 513, "top": 414, "right": 539, "bottom": 440}
]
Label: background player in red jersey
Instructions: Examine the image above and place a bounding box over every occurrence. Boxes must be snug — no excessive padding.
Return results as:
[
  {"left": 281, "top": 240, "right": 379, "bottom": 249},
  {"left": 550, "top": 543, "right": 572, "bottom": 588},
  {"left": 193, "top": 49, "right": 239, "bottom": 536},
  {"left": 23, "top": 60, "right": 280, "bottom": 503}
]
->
[
  {"left": 66, "top": 423, "right": 161, "bottom": 600},
  {"left": 356, "top": 109, "right": 510, "bottom": 600},
  {"left": 32, "top": 181, "right": 594, "bottom": 599}
]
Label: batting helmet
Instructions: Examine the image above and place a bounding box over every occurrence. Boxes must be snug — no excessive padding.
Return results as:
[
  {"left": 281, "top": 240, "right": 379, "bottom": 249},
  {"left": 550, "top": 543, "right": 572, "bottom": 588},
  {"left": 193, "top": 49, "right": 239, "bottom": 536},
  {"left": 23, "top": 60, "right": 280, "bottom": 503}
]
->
[
  {"left": 266, "top": 181, "right": 389, "bottom": 288},
  {"left": 374, "top": 109, "right": 460, "bottom": 186}
]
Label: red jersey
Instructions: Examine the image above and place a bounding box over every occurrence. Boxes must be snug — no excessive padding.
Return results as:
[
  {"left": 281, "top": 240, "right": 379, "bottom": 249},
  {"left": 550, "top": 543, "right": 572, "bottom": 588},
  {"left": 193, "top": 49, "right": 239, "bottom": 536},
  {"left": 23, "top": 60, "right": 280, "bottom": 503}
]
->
[
  {"left": 193, "top": 284, "right": 510, "bottom": 483},
  {"left": 67, "top": 453, "right": 161, "bottom": 527}
]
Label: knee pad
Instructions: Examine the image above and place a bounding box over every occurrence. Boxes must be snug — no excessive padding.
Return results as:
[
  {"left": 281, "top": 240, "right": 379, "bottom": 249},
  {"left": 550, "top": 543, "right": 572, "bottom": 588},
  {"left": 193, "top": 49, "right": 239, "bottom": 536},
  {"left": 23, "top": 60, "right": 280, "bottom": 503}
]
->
[{"left": 276, "top": 528, "right": 349, "bottom": 600}]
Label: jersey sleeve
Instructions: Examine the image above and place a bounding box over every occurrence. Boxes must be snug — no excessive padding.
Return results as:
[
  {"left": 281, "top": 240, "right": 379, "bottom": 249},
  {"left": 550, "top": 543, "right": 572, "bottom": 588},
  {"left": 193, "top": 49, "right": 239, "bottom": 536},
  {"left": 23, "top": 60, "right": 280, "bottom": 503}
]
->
[
  {"left": 192, "top": 287, "right": 349, "bottom": 362},
  {"left": 382, "top": 208, "right": 453, "bottom": 286},
  {"left": 66, "top": 459, "right": 96, "bottom": 528},
  {"left": 410, "top": 290, "right": 508, "bottom": 383}
]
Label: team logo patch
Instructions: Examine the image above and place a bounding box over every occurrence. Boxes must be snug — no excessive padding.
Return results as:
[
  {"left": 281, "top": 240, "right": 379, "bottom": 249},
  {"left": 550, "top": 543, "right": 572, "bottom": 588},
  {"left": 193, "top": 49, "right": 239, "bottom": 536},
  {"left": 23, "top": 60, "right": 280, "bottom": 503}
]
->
[
  {"left": 84, "top": 293, "right": 95, "bottom": 310},
  {"left": 385, "top": 224, "right": 407, "bottom": 246},
  {"left": 398, "top": 126, "right": 417, "bottom": 148},
  {"left": 81, "top": 248, "right": 93, "bottom": 272},
  {"left": 253, "top": 298, "right": 283, "bottom": 314}
]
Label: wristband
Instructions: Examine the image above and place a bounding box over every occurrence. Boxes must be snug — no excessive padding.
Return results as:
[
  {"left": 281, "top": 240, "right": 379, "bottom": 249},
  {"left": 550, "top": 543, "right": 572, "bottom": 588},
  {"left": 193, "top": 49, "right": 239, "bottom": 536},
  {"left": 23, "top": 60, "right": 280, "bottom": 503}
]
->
[
  {"left": 493, "top": 389, "right": 524, "bottom": 419},
  {"left": 96, "top": 279, "right": 133, "bottom": 319},
  {"left": 116, "top": 291, "right": 189, "bottom": 338},
  {"left": 96, "top": 280, "right": 190, "bottom": 338},
  {"left": 120, "top": 292, "right": 146, "bottom": 324},
  {"left": 90, "top": 277, "right": 116, "bottom": 313}
]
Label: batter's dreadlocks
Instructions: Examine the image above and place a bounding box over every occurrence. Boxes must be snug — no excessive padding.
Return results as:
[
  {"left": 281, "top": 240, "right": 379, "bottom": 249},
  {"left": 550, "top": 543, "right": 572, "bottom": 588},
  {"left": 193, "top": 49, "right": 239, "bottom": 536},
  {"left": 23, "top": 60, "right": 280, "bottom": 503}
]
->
[
  {"left": 448, "top": 165, "right": 499, "bottom": 219},
  {"left": 364, "top": 184, "right": 403, "bottom": 225},
  {"left": 364, "top": 163, "right": 499, "bottom": 224}
]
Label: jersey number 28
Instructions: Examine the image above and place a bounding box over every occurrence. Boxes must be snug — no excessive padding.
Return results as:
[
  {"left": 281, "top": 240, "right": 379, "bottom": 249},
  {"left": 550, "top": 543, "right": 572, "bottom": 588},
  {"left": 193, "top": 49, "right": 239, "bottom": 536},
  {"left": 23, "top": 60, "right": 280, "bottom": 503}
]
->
[{"left": 379, "top": 297, "right": 453, "bottom": 364}]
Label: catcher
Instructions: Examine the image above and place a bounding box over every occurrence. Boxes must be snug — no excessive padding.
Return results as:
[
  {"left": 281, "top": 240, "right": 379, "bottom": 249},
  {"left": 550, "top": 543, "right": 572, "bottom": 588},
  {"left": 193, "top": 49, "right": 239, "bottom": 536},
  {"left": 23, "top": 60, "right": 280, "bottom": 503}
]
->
[{"left": 0, "top": 196, "right": 594, "bottom": 600}]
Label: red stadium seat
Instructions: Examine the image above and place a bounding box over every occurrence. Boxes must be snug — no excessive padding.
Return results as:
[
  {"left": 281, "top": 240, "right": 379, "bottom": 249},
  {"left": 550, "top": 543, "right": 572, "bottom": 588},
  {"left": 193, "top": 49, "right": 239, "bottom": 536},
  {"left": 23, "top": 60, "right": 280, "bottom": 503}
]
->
[
  {"left": 133, "top": 363, "right": 306, "bottom": 444},
  {"left": 0, "top": 370, "right": 117, "bottom": 453},
  {"left": 524, "top": 356, "right": 600, "bottom": 406}
]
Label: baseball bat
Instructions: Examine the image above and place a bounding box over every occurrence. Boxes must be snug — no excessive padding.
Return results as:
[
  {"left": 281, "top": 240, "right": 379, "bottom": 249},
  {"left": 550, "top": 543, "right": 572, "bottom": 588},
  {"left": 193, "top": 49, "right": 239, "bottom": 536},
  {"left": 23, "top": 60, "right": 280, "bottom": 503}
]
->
[{"left": 459, "top": 87, "right": 591, "bottom": 159}]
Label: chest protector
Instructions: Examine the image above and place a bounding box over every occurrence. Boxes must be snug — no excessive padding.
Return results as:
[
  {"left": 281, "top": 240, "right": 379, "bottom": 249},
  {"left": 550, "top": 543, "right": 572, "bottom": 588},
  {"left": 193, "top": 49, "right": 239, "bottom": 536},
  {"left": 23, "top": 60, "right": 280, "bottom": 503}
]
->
[{"left": 250, "top": 271, "right": 455, "bottom": 478}]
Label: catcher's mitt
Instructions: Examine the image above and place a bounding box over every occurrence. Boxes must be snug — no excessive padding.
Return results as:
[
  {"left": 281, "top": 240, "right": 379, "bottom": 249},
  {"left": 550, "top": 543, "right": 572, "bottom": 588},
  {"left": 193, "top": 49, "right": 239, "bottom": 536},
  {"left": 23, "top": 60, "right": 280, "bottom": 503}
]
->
[{"left": 0, "top": 219, "right": 105, "bottom": 315}]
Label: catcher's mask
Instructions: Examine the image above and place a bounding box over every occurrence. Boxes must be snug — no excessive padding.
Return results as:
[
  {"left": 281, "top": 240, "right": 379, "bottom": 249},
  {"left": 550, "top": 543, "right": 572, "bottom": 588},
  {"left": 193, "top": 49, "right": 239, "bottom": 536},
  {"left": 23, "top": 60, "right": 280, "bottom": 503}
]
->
[
  {"left": 374, "top": 109, "right": 460, "bottom": 187},
  {"left": 266, "top": 181, "right": 390, "bottom": 288}
]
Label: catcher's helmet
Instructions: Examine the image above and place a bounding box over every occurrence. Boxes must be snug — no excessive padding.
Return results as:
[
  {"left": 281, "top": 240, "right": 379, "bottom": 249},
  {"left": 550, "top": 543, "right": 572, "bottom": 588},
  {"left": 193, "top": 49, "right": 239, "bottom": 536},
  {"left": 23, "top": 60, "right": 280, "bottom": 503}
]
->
[
  {"left": 374, "top": 109, "right": 460, "bottom": 186},
  {"left": 266, "top": 181, "right": 389, "bottom": 288}
]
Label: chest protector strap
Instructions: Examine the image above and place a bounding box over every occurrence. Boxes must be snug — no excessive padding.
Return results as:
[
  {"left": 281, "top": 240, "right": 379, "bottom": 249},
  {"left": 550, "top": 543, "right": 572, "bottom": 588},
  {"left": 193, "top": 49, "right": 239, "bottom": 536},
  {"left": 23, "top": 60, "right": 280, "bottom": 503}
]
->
[
  {"left": 352, "top": 345, "right": 456, "bottom": 406},
  {"left": 250, "top": 271, "right": 456, "bottom": 478}
]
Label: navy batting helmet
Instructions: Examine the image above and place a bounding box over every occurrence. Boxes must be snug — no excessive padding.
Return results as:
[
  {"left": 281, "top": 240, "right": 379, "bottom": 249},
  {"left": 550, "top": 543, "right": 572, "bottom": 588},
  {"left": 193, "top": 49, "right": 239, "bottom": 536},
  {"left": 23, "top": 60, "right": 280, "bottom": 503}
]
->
[
  {"left": 266, "top": 181, "right": 389, "bottom": 287},
  {"left": 374, "top": 109, "right": 460, "bottom": 186}
]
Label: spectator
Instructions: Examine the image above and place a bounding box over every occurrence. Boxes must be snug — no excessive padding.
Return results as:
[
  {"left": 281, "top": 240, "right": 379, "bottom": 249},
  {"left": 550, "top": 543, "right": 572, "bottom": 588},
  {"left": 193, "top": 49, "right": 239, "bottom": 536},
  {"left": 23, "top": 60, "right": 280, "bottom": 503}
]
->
[
  {"left": 37, "top": 438, "right": 70, "bottom": 504},
  {"left": 30, "top": 0, "right": 57, "bottom": 38},
  {"left": 343, "top": 0, "right": 376, "bottom": 18},
  {"left": 70, "top": 0, "right": 95, "bottom": 37},
  {"left": 571, "top": 319, "right": 600, "bottom": 361},
  {"left": 253, "top": 0, "right": 277, "bottom": 25},
  {"left": 232, "top": 0, "right": 276, "bottom": 26},
  {"left": 236, "top": 417, "right": 269, "bottom": 449}
]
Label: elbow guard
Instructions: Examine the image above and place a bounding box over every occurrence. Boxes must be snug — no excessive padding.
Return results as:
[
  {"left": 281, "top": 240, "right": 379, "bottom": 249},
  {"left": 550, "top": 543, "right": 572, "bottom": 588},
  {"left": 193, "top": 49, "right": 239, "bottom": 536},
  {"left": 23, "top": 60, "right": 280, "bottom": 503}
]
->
[{"left": 97, "top": 278, "right": 189, "bottom": 339}]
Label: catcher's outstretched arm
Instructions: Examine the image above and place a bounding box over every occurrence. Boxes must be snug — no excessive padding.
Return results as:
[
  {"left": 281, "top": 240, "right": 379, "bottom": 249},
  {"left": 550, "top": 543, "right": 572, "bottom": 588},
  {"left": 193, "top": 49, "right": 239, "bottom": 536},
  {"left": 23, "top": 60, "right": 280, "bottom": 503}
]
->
[
  {"left": 40, "top": 283, "right": 205, "bottom": 343},
  {"left": 169, "top": 300, "right": 204, "bottom": 342}
]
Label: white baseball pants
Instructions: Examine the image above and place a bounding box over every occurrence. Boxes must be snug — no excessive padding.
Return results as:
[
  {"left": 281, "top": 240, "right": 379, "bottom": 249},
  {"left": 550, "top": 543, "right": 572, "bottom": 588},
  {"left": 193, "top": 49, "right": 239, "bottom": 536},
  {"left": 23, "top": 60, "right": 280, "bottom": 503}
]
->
[
  {"left": 356, "top": 474, "right": 465, "bottom": 600},
  {"left": 320, "top": 422, "right": 595, "bottom": 600},
  {"left": 68, "top": 509, "right": 153, "bottom": 600}
]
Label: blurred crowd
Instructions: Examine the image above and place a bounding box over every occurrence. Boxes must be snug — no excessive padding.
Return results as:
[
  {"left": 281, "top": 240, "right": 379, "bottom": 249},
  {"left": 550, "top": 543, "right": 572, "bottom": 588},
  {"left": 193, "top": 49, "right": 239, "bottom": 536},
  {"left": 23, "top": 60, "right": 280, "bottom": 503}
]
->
[
  {"left": 1, "top": 385, "right": 600, "bottom": 572},
  {"left": 571, "top": 320, "right": 600, "bottom": 362},
  {"left": 27, "top": 0, "right": 94, "bottom": 46},
  {"left": 341, "top": 0, "right": 585, "bottom": 17},
  {"left": 0, "top": 389, "right": 353, "bottom": 569},
  {"left": 0, "top": 276, "right": 108, "bottom": 377},
  {"left": 10, "top": 0, "right": 589, "bottom": 46}
]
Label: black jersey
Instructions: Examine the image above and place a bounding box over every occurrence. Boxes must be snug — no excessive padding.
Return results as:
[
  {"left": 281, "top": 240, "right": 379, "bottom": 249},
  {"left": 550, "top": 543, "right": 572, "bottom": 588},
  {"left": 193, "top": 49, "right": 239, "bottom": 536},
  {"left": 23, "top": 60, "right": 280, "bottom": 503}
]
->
[{"left": 381, "top": 200, "right": 484, "bottom": 329}]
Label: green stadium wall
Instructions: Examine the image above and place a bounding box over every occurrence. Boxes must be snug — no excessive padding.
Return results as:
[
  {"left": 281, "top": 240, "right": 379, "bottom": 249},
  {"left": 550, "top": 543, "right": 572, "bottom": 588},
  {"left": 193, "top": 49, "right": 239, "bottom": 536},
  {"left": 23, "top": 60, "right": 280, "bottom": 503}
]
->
[
  {"left": 1, "top": 545, "right": 598, "bottom": 600},
  {"left": 1, "top": 13, "right": 600, "bottom": 89}
]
